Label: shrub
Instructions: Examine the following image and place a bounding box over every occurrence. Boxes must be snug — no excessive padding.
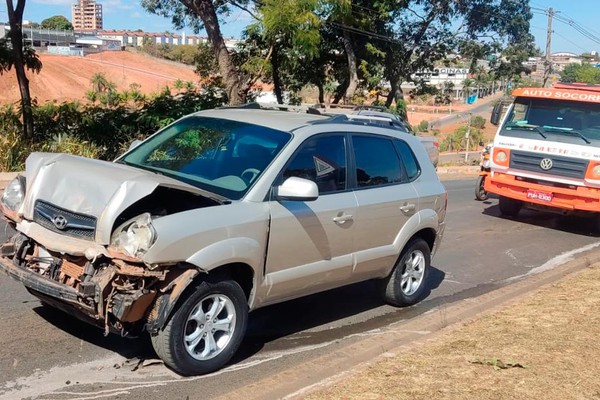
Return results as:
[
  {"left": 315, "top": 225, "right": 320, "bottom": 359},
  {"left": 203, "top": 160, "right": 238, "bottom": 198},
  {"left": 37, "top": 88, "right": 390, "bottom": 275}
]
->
[
  {"left": 470, "top": 115, "right": 486, "bottom": 129},
  {"left": 416, "top": 120, "right": 429, "bottom": 132},
  {"left": 0, "top": 86, "right": 227, "bottom": 171}
]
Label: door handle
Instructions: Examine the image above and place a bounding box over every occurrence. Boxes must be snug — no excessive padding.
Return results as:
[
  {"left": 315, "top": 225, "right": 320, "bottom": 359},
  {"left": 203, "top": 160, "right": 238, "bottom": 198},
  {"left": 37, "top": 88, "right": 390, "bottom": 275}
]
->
[
  {"left": 399, "top": 203, "right": 416, "bottom": 213},
  {"left": 333, "top": 213, "right": 353, "bottom": 224}
]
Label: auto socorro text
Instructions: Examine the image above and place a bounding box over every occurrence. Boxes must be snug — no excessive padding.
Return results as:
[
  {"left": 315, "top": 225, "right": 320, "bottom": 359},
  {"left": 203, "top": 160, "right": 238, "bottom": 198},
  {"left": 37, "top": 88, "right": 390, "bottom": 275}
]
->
[{"left": 517, "top": 88, "right": 600, "bottom": 102}]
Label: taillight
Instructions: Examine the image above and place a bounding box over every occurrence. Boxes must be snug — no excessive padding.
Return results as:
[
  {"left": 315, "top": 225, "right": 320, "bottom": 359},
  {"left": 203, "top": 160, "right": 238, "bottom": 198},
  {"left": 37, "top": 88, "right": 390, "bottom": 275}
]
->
[
  {"left": 585, "top": 161, "right": 600, "bottom": 180},
  {"left": 433, "top": 141, "right": 439, "bottom": 148},
  {"left": 493, "top": 147, "right": 510, "bottom": 167}
]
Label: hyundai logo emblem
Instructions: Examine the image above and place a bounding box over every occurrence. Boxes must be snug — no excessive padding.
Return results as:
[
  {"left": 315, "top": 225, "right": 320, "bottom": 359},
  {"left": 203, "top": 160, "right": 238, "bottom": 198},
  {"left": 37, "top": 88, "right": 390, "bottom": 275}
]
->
[
  {"left": 51, "top": 215, "right": 68, "bottom": 230},
  {"left": 540, "top": 158, "right": 553, "bottom": 171}
]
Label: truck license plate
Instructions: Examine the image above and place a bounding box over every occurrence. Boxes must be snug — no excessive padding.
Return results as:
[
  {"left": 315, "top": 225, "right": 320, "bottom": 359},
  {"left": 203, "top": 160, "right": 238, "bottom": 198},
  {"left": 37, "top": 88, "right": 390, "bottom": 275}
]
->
[{"left": 526, "top": 189, "right": 553, "bottom": 202}]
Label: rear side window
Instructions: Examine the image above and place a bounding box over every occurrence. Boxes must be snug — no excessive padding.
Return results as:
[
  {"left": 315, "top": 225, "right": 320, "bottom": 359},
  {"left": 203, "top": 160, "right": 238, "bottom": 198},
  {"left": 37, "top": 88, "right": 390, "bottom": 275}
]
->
[
  {"left": 394, "top": 140, "right": 420, "bottom": 180},
  {"left": 353, "top": 136, "right": 402, "bottom": 187}
]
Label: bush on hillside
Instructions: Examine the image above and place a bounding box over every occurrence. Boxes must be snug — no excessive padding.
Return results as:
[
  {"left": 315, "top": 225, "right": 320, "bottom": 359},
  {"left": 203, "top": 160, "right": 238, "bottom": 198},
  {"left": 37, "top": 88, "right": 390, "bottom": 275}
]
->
[{"left": 0, "top": 87, "right": 226, "bottom": 171}]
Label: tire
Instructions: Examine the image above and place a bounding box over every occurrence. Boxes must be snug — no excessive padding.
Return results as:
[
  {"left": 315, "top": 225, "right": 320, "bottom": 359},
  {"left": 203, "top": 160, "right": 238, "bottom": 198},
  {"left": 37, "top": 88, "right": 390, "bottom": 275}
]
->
[
  {"left": 151, "top": 279, "right": 248, "bottom": 376},
  {"left": 474, "top": 175, "right": 488, "bottom": 201},
  {"left": 381, "top": 237, "right": 431, "bottom": 307},
  {"left": 499, "top": 196, "right": 522, "bottom": 217}
]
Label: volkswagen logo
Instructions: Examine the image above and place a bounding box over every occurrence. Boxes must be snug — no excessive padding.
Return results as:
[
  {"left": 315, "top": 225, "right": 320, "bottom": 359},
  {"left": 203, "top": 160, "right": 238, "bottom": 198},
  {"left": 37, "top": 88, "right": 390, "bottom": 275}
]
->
[
  {"left": 51, "top": 215, "right": 68, "bottom": 230},
  {"left": 540, "top": 158, "right": 553, "bottom": 171}
]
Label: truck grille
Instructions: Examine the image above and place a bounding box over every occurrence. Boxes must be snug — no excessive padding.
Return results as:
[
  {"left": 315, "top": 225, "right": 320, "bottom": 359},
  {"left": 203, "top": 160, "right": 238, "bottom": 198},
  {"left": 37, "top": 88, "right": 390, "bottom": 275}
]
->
[
  {"left": 509, "top": 150, "right": 588, "bottom": 179},
  {"left": 33, "top": 200, "right": 97, "bottom": 240}
]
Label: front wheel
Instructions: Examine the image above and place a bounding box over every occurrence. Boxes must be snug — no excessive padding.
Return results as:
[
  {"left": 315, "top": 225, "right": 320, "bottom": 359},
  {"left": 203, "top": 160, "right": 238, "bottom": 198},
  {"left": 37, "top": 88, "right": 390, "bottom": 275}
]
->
[
  {"left": 380, "top": 237, "right": 431, "bottom": 307},
  {"left": 474, "top": 175, "right": 488, "bottom": 201},
  {"left": 499, "top": 196, "right": 522, "bottom": 217},
  {"left": 151, "top": 279, "right": 248, "bottom": 376}
]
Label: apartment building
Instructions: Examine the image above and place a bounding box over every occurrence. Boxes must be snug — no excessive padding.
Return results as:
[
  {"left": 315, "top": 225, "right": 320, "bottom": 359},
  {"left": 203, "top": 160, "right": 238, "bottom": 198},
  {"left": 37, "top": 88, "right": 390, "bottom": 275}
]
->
[{"left": 72, "top": 0, "right": 103, "bottom": 31}]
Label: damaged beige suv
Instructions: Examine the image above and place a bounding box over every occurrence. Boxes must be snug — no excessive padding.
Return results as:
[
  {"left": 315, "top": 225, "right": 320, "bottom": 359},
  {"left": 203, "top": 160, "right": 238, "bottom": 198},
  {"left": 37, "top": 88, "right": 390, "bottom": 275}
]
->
[{"left": 0, "top": 106, "right": 447, "bottom": 375}]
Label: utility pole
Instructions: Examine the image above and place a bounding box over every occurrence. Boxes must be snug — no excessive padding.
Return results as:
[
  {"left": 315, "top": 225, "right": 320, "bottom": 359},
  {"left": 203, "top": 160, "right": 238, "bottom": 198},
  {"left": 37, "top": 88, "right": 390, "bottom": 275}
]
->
[{"left": 543, "top": 7, "right": 554, "bottom": 88}]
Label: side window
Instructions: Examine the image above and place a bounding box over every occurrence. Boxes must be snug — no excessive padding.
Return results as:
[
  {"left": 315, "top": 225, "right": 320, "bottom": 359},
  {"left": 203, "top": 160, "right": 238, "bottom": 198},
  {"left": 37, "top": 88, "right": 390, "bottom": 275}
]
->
[
  {"left": 394, "top": 140, "right": 421, "bottom": 180},
  {"left": 353, "top": 136, "right": 403, "bottom": 187},
  {"left": 283, "top": 135, "right": 346, "bottom": 194}
]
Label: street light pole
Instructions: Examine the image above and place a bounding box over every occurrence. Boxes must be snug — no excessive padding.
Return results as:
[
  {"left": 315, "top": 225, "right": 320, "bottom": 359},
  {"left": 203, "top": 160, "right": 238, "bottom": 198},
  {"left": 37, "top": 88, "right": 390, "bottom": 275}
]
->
[{"left": 464, "top": 113, "right": 471, "bottom": 163}]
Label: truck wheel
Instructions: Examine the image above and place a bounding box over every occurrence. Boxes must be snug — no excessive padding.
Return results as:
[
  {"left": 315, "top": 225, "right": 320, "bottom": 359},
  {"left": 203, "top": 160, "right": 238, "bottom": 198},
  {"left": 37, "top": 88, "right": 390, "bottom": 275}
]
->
[
  {"left": 474, "top": 175, "right": 488, "bottom": 201},
  {"left": 151, "top": 280, "right": 248, "bottom": 376},
  {"left": 380, "top": 237, "right": 430, "bottom": 307},
  {"left": 499, "top": 196, "right": 522, "bottom": 217}
]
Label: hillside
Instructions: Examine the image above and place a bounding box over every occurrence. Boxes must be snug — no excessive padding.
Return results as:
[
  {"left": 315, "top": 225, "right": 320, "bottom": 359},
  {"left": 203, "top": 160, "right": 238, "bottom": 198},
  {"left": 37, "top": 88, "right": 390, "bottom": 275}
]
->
[{"left": 0, "top": 51, "right": 200, "bottom": 104}]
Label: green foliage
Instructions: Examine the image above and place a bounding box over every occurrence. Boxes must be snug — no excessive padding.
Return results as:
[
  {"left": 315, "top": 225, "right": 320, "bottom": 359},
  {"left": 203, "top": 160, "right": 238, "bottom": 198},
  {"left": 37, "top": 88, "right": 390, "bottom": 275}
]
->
[
  {"left": 0, "top": 86, "right": 226, "bottom": 171},
  {"left": 560, "top": 63, "right": 600, "bottom": 84},
  {"left": 40, "top": 15, "right": 73, "bottom": 30},
  {"left": 416, "top": 120, "right": 429, "bottom": 133},
  {"left": 389, "top": 100, "right": 407, "bottom": 120},
  {"left": 141, "top": 42, "right": 201, "bottom": 66},
  {"left": 443, "top": 124, "right": 483, "bottom": 153},
  {"left": 470, "top": 115, "right": 486, "bottom": 129}
]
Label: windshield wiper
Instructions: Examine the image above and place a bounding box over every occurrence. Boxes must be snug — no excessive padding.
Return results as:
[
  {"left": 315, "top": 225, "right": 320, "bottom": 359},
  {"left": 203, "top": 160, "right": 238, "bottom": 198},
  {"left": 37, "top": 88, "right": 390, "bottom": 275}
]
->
[
  {"left": 542, "top": 126, "right": 591, "bottom": 144},
  {"left": 505, "top": 123, "right": 547, "bottom": 139},
  {"left": 535, "top": 126, "right": 547, "bottom": 139}
]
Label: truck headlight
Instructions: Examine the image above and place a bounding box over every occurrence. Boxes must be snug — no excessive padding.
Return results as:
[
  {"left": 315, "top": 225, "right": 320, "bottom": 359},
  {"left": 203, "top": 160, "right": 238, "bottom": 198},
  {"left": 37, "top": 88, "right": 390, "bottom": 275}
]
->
[
  {"left": 110, "top": 213, "right": 157, "bottom": 258},
  {"left": 1, "top": 176, "right": 25, "bottom": 212}
]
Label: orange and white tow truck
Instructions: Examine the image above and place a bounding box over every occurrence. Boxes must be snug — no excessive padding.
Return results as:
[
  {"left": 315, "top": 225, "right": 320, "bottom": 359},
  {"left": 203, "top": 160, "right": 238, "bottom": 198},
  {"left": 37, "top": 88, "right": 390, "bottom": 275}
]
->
[{"left": 485, "top": 83, "right": 600, "bottom": 224}]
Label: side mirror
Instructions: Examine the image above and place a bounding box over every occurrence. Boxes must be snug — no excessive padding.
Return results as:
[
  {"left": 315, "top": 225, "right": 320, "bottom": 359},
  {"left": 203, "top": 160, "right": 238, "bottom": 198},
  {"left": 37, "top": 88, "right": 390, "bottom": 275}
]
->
[
  {"left": 490, "top": 103, "right": 503, "bottom": 125},
  {"left": 275, "top": 177, "right": 318, "bottom": 201},
  {"left": 128, "top": 139, "right": 143, "bottom": 151}
]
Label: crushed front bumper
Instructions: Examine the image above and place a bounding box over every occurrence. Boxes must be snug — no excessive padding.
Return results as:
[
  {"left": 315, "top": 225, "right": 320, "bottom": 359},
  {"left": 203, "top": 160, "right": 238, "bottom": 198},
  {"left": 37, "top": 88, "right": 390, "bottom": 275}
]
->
[{"left": 0, "top": 255, "right": 82, "bottom": 304}]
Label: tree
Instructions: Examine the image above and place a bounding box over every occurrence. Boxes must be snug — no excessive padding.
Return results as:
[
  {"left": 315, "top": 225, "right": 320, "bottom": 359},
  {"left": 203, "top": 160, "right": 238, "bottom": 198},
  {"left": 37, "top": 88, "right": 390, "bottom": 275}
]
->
[
  {"left": 141, "top": 0, "right": 252, "bottom": 104},
  {"left": 40, "top": 15, "right": 73, "bottom": 31},
  {"left": 560, "top": 63, "right": 600, "bottom": 84},
  {"left": 1, "top": 0, "right": 43, "bottom": 138}
]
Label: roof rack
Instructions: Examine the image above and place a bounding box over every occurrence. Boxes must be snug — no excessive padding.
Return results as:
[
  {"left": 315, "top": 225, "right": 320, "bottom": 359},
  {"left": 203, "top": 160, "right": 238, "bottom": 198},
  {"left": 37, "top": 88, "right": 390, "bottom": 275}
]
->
[{"left": 215, "top": 102, "right": 410, "bottom": 131}]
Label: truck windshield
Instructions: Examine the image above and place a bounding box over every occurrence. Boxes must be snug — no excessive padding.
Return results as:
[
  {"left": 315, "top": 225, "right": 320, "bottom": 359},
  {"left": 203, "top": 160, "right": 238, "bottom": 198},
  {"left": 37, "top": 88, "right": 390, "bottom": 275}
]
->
[
  {"left": 117, "top": 116, "right": 291, "bottom": 200},
  {"left": 501, "top": 97, "right": 600, "bottom": 145}
]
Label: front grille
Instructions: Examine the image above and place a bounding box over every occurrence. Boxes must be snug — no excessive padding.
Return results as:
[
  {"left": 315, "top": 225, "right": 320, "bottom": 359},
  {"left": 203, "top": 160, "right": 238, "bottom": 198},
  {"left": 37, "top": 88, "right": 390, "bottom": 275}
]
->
[
  {"left": 33, "top": 200, "right": 97, "bottom": 240},
  {"left": 510, "top": 150, "right": 588, "bottom": 179}
]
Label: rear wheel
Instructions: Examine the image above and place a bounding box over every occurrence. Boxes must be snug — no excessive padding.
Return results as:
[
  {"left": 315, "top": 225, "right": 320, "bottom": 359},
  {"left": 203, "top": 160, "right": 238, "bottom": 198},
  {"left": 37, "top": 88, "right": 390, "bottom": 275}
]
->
[
  {"left": 474, "top": 175, "right": 488, "bottom": 201},
  {"left": 381, "top": 238, "right": 431, "bottom": 307},
  {"left": 499, "top": 196, "right": 522, "bottom": 217},
  {"left": 151, "top": 279, "right": 248, "bottom": 376}
]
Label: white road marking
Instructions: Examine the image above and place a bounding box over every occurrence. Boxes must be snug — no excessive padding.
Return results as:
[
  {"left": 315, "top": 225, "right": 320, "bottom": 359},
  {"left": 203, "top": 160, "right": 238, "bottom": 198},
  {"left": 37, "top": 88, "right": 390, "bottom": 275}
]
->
[{"left": 505, "top": 241, "right": 600, "bottom": 283}]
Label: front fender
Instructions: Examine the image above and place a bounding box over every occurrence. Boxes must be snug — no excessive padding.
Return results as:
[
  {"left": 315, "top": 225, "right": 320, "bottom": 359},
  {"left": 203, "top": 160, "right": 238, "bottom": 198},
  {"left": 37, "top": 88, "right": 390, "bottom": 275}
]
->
[{"left": 185, "top": 237, "right": 264, "bottom": 272}]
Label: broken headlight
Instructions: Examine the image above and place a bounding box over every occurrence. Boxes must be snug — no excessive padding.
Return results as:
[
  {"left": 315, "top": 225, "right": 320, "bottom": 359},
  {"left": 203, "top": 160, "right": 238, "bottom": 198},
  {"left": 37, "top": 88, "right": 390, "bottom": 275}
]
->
[
  {"left": 1, "top": 176, "right": 25, "bottom": 212},
  {"left": 110, "top": 213, "right": 157, "bottom": 258}
]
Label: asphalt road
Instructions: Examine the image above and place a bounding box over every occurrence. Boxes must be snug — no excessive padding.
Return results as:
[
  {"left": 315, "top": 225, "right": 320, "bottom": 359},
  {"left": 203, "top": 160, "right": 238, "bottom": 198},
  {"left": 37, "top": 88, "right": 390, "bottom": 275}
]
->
[{"left": 1, "top": 179, "right": 599, "bottom": 400}]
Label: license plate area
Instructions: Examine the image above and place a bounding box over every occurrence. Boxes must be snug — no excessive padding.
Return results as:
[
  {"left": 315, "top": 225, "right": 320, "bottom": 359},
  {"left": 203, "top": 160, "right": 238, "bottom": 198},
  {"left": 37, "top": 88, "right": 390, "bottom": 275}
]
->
[{"left": 526, "top": 189, "right": 553, "bottom": 202}]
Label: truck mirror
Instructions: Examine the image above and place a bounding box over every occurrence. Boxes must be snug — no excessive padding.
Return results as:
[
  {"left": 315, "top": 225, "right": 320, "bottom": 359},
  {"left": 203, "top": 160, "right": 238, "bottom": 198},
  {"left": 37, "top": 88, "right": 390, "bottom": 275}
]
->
[{"left": 490, "top": 103, "right": 502, "bottom": 125}]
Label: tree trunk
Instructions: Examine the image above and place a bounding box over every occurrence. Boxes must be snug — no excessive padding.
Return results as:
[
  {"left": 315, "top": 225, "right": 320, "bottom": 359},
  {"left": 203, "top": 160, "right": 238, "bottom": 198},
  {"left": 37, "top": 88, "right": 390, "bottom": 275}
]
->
[
  {"left": 6, "top": 0, "right": 33, "bottom": 138},
  {"left": 188, "top": 0, "right": 244, "bottom": 104},
  {"left": 317, "top": 83, "right": 324, "bottom": 104},
  {"left": 385, "top": 79, "right": 403, "bottom": 108},
  {"left": 341, "top": 30, "right": 358, "bottom": 104},
  {"left": 271, "top": 44, "right": 284, "bottom": 104}
]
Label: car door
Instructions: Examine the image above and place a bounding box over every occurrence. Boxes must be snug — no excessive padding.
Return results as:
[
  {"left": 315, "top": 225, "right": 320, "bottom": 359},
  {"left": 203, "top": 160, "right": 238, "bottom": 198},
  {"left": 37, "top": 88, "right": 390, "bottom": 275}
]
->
[
  {"left": 263, "top": 134, "right": 358, "bottom": 304},
  {"left": 350, "top": 134, "right": 420, "bottom": 279}
]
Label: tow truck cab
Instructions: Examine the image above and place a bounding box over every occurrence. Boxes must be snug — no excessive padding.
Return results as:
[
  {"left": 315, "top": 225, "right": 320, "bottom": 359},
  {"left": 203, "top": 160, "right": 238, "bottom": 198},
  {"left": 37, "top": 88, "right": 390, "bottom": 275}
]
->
[{"left": 485, "top": 83, "right": 600, "bottom": 222}]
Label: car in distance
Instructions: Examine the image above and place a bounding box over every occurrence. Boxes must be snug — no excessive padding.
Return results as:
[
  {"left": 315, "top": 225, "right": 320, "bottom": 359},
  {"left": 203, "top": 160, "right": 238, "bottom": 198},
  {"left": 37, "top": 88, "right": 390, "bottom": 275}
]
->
[{"left": 0, "top": 105, "right": 447, "bottom": 375}]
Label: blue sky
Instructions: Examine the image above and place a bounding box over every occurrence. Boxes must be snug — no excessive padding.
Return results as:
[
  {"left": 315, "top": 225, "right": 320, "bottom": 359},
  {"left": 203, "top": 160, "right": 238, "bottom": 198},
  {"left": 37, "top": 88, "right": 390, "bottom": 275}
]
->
[{"left": 2, "top": 0, "right": 599, "bottom": 53}]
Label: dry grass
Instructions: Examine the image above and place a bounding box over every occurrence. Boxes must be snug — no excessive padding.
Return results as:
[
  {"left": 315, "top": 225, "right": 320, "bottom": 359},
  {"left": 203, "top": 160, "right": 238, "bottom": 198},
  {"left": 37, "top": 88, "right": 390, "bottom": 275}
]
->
[{"left": 304, "top": 264, "right": 600, "bottom": 400}]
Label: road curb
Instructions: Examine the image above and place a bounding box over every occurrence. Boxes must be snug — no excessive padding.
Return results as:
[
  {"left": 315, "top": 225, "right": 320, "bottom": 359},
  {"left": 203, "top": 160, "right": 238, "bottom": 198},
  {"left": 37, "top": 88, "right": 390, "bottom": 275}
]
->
[{"left": 219, "top": 246, "right": 600, "bottom": 400}]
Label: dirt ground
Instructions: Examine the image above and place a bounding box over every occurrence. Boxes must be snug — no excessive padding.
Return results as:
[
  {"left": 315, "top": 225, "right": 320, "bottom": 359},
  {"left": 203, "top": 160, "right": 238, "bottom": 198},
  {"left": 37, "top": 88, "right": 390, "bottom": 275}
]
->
[
  {"left": 0, "top": 51, "right": 199, "bottom": 104},
  {"left": 303, "top": 263, "right": 600, "bottom": 400}
]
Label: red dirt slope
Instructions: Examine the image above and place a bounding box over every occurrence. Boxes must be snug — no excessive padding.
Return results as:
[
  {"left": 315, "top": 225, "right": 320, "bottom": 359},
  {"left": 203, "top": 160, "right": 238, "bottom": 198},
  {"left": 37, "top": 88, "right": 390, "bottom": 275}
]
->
[{"left": 0, "top": 51, "right": 200, "bottom": 104}]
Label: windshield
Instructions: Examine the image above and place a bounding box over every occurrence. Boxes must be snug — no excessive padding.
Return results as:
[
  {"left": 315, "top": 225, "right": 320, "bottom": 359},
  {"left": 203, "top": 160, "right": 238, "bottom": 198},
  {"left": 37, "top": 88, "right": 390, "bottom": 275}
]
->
[
  {"left": 500, "top": 97, "right": 600, "bottom": 145},
  {"left": 118, "top": 116, "right": 291, "bottom": 200}
]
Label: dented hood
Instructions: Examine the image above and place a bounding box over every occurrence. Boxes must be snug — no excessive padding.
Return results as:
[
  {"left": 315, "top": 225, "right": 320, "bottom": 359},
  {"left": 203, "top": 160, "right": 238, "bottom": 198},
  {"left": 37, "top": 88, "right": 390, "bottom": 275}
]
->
[{"left": 21, "top": 153, "right": 219, "bottom": 244}]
